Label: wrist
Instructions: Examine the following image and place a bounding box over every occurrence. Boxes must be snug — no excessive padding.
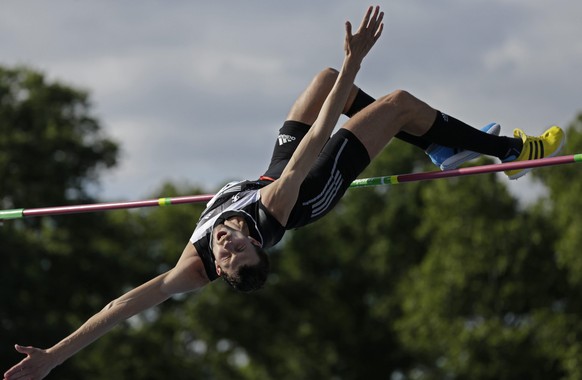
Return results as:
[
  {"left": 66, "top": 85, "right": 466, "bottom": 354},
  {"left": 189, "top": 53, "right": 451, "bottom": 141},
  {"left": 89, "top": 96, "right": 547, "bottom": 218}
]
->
[
  {"left": 46, "top": 346, "right": 68, "bottom": 366},
  {"left": 342, "top": 56, "right": 361, "bottom": 75}
]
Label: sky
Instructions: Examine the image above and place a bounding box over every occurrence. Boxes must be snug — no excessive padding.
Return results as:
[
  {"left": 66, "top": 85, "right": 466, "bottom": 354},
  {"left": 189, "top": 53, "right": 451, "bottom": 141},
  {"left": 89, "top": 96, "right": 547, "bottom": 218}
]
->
[{"left": 2, "top": 0, "right": 582, "bottom": 202}]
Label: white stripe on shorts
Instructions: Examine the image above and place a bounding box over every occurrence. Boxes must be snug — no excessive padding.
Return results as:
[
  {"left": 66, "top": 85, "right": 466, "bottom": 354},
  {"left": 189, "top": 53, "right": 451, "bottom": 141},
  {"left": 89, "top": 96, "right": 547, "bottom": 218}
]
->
[
  {"left": 302, "top": 138, "right": 348, "bottom": 218},
  {"left": 311, "top": 173, "right": 343, "bottom": 218}
]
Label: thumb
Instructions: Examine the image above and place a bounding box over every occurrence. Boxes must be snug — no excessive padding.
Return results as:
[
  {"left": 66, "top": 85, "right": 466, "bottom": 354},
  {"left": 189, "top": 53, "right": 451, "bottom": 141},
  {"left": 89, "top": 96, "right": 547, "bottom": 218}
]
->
[
  {"left": 345, "top": 21, "right": 353, "bottom": 39},
  {"left": 15, "top": 344, "right": 35, "bottom": 355}
]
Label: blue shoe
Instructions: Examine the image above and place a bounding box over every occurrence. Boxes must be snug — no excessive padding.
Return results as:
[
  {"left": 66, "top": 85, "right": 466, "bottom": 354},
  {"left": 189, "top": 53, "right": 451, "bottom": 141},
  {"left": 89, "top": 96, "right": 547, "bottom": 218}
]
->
[{"left": 425, "top": 122, "right": 501, "bottom": 171}]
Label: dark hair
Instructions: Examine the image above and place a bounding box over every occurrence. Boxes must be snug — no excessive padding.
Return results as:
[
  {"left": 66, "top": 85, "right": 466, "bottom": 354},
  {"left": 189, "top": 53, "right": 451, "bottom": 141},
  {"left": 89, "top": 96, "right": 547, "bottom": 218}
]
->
[{"left": 221, "top": 246, "right": 270, "bottom": 292}]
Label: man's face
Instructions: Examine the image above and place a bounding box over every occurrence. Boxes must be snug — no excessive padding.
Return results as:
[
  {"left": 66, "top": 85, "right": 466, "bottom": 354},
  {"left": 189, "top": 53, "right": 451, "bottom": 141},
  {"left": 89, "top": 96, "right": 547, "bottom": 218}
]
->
[{"left": 212, "top": 218, "right": 262, "bottom": 277}]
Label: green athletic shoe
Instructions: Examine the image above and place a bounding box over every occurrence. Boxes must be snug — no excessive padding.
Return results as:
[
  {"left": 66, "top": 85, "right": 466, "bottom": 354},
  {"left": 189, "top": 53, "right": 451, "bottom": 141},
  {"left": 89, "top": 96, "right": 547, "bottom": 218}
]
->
[{"left": 504, "top": 126, "right": 566, "bottom": 180}]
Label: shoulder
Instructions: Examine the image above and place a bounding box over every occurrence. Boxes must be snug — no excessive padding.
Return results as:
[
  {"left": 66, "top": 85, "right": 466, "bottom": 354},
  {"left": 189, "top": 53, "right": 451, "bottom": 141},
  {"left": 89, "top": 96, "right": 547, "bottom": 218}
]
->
[
  {"left": 255, "top": 199, "right": 286, "bottom": 247},
  {"left": 180, "top": 242, "right": 212, "bottom": 282},
  {"left": 162, "top": 243, "right": 211, "bottom": 295}
]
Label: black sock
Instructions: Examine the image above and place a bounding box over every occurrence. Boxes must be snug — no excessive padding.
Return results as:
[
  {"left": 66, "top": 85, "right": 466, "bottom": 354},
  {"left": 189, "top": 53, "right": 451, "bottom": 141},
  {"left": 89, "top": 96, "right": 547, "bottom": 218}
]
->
[
  {"left": 344, "top": 89, "right": 431, "bottom": 150},
  {"left": 422, "top": 111, "right": 523, "bottom": 160},
  {"left": 344, "top": 88, "right": 374, "bottom": 118}
]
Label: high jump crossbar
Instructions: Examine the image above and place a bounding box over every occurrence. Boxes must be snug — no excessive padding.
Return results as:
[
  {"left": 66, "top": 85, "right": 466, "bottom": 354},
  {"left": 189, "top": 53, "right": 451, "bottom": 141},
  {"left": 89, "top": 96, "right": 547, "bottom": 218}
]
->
[{"left": 1, "top": 154, "right": 580, "bottom": 221}]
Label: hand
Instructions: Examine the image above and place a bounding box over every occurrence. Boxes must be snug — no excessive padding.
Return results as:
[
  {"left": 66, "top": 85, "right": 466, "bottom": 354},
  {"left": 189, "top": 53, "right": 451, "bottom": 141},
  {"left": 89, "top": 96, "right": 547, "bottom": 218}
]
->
[
  {"left": 3, "top": 345, "right": 55, "bottom": 380},
  {"left": 344, "top": 5, "right": 384, "bottom": 65}
]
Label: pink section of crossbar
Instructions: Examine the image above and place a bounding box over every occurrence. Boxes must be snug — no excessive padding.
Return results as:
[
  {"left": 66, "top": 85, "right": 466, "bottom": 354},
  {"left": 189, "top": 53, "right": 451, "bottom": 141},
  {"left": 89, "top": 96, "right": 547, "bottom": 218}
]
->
[
  {"left": 396, "top": 154, "right": 578, "bottom": 183},
  {"left": 22, "top": 195, "right": 214, "bottom": 218}
]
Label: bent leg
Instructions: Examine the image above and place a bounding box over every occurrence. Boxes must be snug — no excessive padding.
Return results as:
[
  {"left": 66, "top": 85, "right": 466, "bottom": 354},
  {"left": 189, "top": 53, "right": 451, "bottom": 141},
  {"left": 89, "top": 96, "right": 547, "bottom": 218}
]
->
[
  {"left": 343, "top": 89, "right": 437, "bottom": 160},
  {"left": 287, "top": 68, "right": 433, "bottom": 151},
  {"left": 346, "top": 89, "right": 432, "bottom": 150},
  {"left": 342, "top": 89, "right": 523, "bottom": 162}
]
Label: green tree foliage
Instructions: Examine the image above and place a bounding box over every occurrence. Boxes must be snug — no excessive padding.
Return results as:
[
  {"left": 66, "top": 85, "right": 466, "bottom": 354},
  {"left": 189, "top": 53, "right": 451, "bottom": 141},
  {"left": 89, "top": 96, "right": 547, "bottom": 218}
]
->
[
  {"left": 396, "top": 166, "right": 567, "bottom": 379},
  {"left": 68, "top": 182, "right": 212, "bottom": 379},
  {"left": 0, "top": 66, "right": 117, "bottom": 209},
  {"left": 529, "top": 118, "right": 582, "bottom": 380},
  {"left": 0, "top": 66, "right": 150, "bottom": 378}
]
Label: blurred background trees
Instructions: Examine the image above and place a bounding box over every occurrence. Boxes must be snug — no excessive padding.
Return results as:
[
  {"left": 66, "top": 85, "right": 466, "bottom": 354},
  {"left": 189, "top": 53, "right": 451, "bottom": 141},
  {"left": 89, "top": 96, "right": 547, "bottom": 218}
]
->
[{"left": 1, "top": 65, "right": 581, "bottom": 379}]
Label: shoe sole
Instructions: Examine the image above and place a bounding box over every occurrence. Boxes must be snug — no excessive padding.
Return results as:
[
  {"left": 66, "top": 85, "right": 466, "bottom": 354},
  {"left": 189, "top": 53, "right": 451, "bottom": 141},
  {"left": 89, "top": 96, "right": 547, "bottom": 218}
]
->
[
  {"left": 440, "top": 123, "right": 501, "bottom": 170},
  {"left": 507, "top": 133, "right": 567, "bottom": 180}
]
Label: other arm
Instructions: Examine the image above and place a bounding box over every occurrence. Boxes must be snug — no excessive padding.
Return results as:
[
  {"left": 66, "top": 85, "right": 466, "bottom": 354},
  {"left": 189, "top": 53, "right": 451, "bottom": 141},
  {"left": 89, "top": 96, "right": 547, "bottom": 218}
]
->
[
  {"left": 4, "top": 243, "right": 209, "bottom": 380},
  {"left": 261, "top": 6, "right": 384, "bottom": 225}
]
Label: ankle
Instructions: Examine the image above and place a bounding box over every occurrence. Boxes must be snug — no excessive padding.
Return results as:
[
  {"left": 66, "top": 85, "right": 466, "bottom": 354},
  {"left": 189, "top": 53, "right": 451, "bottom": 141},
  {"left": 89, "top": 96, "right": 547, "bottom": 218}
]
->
[{"left": 501, "top": 138, "right": 524, "bottom": 162}]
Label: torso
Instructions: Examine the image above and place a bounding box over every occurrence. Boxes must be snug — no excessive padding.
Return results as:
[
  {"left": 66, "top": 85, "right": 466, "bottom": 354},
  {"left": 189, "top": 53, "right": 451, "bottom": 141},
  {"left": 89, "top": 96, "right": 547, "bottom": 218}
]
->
[{"left": 189, "top": 180, "right": 285, "bottom": 281}]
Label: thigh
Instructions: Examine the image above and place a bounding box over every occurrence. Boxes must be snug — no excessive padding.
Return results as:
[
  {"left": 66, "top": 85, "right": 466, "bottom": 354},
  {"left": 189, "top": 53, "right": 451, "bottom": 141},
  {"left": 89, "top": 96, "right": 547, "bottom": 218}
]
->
[{"left": 285, "top": 128, "right": 370, "bottom": 228}]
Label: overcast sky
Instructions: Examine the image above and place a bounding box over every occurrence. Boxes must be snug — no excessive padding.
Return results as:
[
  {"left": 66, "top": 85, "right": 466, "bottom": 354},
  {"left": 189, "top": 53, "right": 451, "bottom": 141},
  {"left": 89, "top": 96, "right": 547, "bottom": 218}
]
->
[{"left": 2, "top": 1, "right": 581, "bottom": 201}]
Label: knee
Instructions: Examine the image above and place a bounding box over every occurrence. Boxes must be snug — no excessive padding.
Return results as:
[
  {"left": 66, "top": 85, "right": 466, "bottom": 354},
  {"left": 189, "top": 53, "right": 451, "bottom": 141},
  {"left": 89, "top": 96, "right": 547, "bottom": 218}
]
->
[
  {"left": 379, "top": 89, "right": 425, "bottom": 116},
  {"left": 378, "top": 89, "right": 435, "bottom": 134},
  {"left": 379, "top": 89, "right": 416, "bottom": 107},
  {"left": 312, "top": 67, "right": 339, "bottom": 88},
  {"left": 370, "top": 89, "right": 420, "bottom": 126}
]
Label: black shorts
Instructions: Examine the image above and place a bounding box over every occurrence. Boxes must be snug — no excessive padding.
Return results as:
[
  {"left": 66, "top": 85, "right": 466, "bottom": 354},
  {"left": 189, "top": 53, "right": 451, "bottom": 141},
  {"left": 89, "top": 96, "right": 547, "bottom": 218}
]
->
[{"left": 261, "top": 120, "right": 370, "bottom": 229}]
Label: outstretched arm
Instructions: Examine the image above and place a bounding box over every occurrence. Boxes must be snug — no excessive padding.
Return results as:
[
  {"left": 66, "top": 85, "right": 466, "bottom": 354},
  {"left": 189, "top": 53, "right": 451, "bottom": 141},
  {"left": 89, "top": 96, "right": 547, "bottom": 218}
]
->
[
  {"left": 3, "top": 243, "right": 209, "bottom": 380},
  {"left": 261, "top": 6, "right": 384, "bottom": 225}
]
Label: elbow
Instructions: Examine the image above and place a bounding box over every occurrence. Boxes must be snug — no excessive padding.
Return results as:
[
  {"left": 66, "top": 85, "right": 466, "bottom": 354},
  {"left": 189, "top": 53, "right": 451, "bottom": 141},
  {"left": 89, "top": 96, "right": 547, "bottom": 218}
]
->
[
  {"left": 102, "top": 298, "right": 122, "bottom": 312},
  {"left": 99, "top": 297, "right": 138, "bottom": 322},
  {"left": 102, "top": 297, "right": 131, "bottom": 314}
]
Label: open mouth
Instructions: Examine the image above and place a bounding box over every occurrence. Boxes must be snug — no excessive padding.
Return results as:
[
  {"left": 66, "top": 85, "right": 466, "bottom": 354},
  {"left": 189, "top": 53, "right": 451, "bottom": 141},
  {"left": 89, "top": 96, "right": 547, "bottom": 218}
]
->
[{"left": 216, "top": 230, "right": 227, "bottom": 241}]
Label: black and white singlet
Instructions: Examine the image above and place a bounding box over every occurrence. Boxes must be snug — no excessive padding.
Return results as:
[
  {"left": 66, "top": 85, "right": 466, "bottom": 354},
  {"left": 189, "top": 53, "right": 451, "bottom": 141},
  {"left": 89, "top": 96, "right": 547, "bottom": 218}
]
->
[{"left": 189, "top": 179, "right": 284, "bottom": 281}]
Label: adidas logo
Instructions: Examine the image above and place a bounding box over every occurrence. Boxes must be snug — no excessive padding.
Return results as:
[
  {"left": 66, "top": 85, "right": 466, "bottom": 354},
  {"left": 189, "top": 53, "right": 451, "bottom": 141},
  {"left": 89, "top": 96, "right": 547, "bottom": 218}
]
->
[{"left": 278, "top": 134, "right": 296, "bottom": 146}]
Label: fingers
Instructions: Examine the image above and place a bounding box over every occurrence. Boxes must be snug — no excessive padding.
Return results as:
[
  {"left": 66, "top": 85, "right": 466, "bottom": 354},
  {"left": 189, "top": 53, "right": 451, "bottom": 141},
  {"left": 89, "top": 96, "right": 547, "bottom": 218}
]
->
[
  {"left": 374, "top": 20, "right": 384, "bottom": 41},
  {"left": 4, "top": 346, "right": 36, "bottom": 379},
  {"left": 343, "top": 6, "right": 385, "bottom": 61},
  {"left": 4, "top": 361, "right": 24, "bottom": 379},
  {"left": 4, "top": 366, "right": 33, "bottom": 380},
  {"left": 357, "top": 5, "right": 384, "bottom": 36},
  {"left": 4, "top": 347, "right": 27, "bottom": 379},
  {"left": 357, "top": 5, "right": 374, "bottom": 32}
]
